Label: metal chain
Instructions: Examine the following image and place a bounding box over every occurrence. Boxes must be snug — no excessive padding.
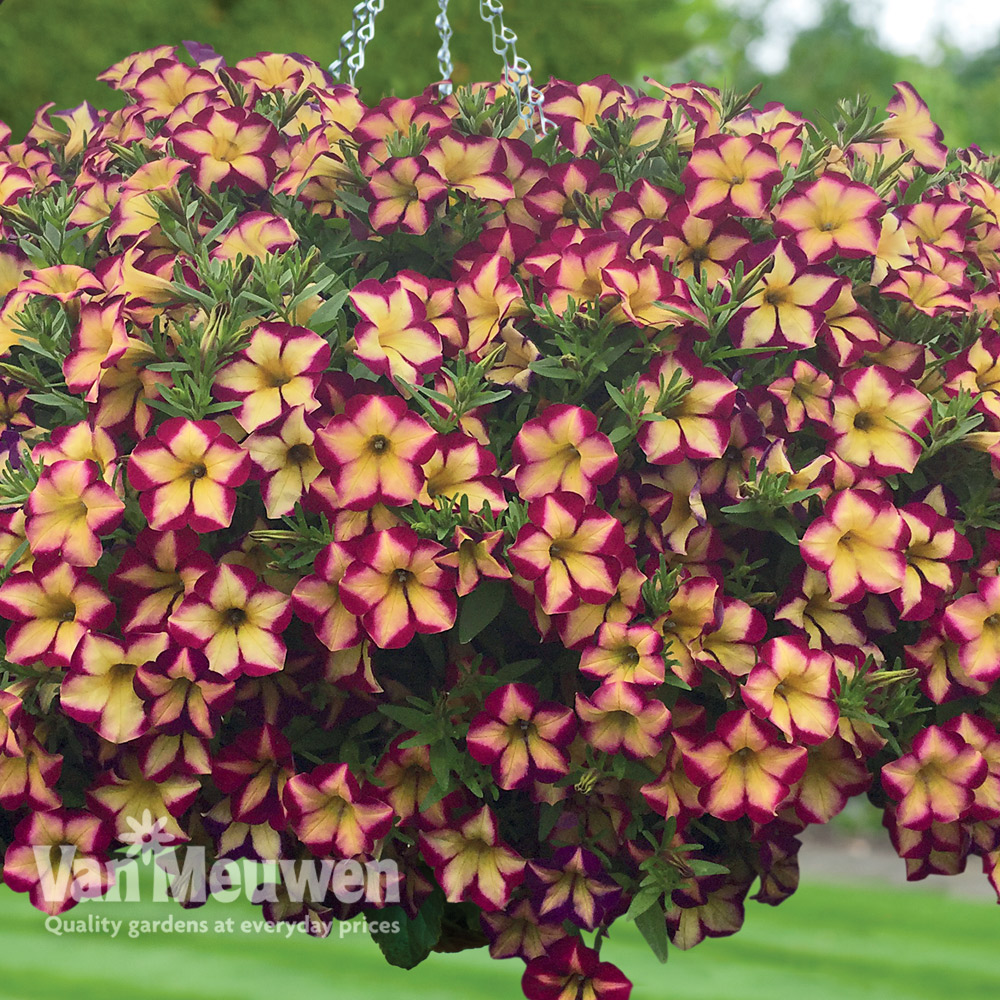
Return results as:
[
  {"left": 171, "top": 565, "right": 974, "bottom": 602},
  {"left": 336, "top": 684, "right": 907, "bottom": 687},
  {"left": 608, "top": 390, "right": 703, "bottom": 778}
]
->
[
  {"left": 328, "top": 1, "right": 386, "bottom": 85},
  {"left": 329, "top": 0, "right": 550, "bottom": 134},
  {"left": 435, "top": 0, "right": 454, "bottom": 96},
  {"left": 478, "top": 0, "right": 550, "bottom": 133}
]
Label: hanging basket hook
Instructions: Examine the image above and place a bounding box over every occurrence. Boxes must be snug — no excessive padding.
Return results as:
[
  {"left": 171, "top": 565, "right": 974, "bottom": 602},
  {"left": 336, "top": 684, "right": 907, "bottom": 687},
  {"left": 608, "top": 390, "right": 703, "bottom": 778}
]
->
[{"left": 329, "top": 0, "right": 550, "bottom": 134}]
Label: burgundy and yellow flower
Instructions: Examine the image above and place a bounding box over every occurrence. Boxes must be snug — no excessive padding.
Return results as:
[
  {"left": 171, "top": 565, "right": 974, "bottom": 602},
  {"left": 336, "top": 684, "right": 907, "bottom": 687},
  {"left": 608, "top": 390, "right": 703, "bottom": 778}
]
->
[
  {"left": 526, "top": 846, "right": 622, "bottom": 932},
  {"left": 942, "top": 575, "right": 1000, "bottom": 687},
  {"left": 681, "top": 134, "right": 783, "bottom": 219},
  {"left": 245, "top": 406, "right": 323, "bottom": 518},
  {"left": 635, "top": 353, "right": 737, "bottom": 465},
  {"left": 729, "top": 242, "right": 841, "bottom": 350},
  {"left": 131, "top": 57, "right": 218, "bottom": 116},
  {"left": 872, "top": 82, "right": 947, "bottom": 171},
  {"left": 741, "top": 636, "right": 839, "bottom": 745},
  {"left": 641, "top": 206, "right": 751, "bottom": 287},
  {"left": 61, "top": 632, "right": 168, "bottom": 744},
  {"left": 785, "top": 735, "right": 871, "bottom": 825},
  {"left": 63, "top": 298, "right": 130, "bottom": 401},
  {"left": 829, "top": 366, "right": 930, "bottom": 475},
  {"left": 128, "top": 418, "right": 250, "bottom": 533},
  {"left": 348, "top": 277, "right": 442, "bottom": 385},
  {"left": 213, "top": 211, "right": 299, "bottom": 261},
  {"left": 214, "top": 322, "right": 330, "bottom": 433},
  {"left": 88, "top": 754, "right": 201, "bottom": 843},
  {"left": 133, "top": 645, "right": 236, "bottom": 738},
  {"left": 467, "top": 683, "right": 576, "bottom": 790},
  {"left": 800, "top": 490, "right": 909, "bottom": 604},
  {"left": 291, "top": 542, "right": 363, "bottom": 652},
  {"left": 211, "top": 725, "right": 294, "bottom": 827},
  {"left": 171, "top": 107, "right": 282, "bottom": 194},
  {"left": 314, "top": 394, "right": 437, "bottom": 511},
  {"left": 168, "top": 563, "right": 292, "bottom": 679},
  {"left": 772, "top": 175, "right": 883, "bottom": 261},
  {"left": 437, "top": 527, "right": 511, "bottom": 597},
  {"left": 419, "top": 432, "right": 506, "bottom": 513},
  {"left": 338, "top": 526, "right": 457, "bottom": 649},
  {"left": 0, "top": 559, "right": 114, "bottom": 668},
  {"left": 418, "top": 803, "right": 525, "bottom": 911},
  {"left": 455, "top": 252, "right": 523, "bottom": 358},
  {"left": 0, "top": 736, "right": 62, "bottom": 812},
  {"left": 682, "top": 709, "right": 808, "bottom": 823},
  {"left": 767, "top": 360, "right": 834, "bottom": 432},
  {"left": 110, "top": 528, "right": 214, "bottom": 634},
  {"left": 283, "top": 762, "right": 394, "bottom": 858},
  {"left": 575, "top": 681, "right": 671, "bottom": 759},
  {"left": 512, "top": 404, "right": 617, "bottom": 503},
  {"left": 3, "top": 811, "right": 112, "bottom": 915},
  {"left": 579, "top": 622, "right": 665, "bottom": 686},
  {"left": 892, "top": 503, "right": 971, "bottom": 621},
  {"left": 363, "top": 155, "right": 448, "bottom": 235},
  {"left": 881, "top": 725, "right": 987, "bottom": 829},
  {"left": 522, "top": 938, "right": 632, "bottom": 1000},
  {"left": 508, "top": 493, "right": 626, "bottom": 616},
  {"left": 25, "top": 460, "right": 124, "bottom": 567}
]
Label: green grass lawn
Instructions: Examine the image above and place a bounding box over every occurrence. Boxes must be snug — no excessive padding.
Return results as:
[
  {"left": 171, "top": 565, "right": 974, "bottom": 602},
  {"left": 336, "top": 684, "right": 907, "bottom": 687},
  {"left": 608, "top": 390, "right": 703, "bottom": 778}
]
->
[{"left": 0, "top": 869, "right": 996, "bottom": 1000}]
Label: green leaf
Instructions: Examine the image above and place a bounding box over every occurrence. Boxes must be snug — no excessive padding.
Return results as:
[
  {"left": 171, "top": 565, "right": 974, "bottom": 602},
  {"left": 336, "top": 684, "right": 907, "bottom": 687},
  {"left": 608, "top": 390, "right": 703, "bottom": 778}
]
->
[
  {"left": 634, "top": 899, "right": 670, "bottom": 964},
  {"left": 369, "top": 891, "right": 445, "bottom": 970},
  {"left": 623, "top": 884, "right": 662, "bottom": 922},
  {"left": 458, "top": 579, "right": 506, "bottom": 643},
  {"left": 306, "top": 288, "right": 351, "bottom": 332}
]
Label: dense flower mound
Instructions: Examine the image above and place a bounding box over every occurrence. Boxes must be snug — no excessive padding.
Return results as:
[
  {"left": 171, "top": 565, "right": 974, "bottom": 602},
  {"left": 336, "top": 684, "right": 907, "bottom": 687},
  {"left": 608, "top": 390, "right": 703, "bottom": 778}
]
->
[{"left": 1, "top": 41, "right": 1000, "bottom": 995}]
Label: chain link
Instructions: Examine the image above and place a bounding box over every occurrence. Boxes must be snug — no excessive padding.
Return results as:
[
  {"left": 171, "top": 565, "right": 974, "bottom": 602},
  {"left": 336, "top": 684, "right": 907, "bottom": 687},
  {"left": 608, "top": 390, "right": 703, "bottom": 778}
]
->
[
  {"left": 478, "top": 1, "right": 550, "bottom": 133},
  {"left": 435, "top": 0, "right": 454, "bottom": 97},
  {"left": 329, "top": 0, "right": 550, "bottom": 134},
  {"left": 328, "top": 1, "right": 386, "bottom": 86}
]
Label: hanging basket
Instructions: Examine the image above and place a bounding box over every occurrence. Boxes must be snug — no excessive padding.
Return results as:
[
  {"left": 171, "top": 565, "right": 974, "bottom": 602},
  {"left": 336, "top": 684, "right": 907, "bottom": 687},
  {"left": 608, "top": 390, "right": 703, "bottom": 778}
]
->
[{"left": 0, "top": 5, "right": 998, "bottom": 998}]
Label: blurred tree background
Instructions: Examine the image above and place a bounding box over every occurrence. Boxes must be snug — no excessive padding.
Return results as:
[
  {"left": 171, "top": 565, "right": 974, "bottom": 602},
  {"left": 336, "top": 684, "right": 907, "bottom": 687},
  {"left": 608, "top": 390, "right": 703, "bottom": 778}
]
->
[{"left": 0, "top": 0, "right": 998, "bottom": 151}]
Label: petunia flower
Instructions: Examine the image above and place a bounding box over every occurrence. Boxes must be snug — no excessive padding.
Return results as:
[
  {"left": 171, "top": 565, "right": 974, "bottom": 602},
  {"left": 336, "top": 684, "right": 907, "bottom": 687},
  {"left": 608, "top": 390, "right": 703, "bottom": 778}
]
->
[
  {"left": 741, "top": 635, "right": 839, "bottom": 745},
  {"left": 3, "top": 811, "right": 113, "bottom": 915},
  {"left": 25, "top": 459, "right": 124, "bottom": 567},
  {"left": 526, "top": 846, "right": 622, "bottom": 932},
  {"left": 283, "top": 762, "right": 394, "bottom": 858},
  {"left": 467, "top": 683, "right": 576, "bottom": 790},
  {"left": 214, "top": 322, "right": 330, "bottom": 433},
  {"left": 210, "top": 725, "right": 294, "bottom": 828},
  {"left": 681, "top": 134, "right": 782, "bottom": 219},
  {"left": 800, "top": 490, "right": 909, "bottom": 604},
  {"left": 338, "top": 526, "right": 457, "bottom": 649},
  {"left": 170, "top": 107, "right": 282, "bottom": 194},
  {"left": 512, "top": 404, "right": 617, "bottom": 503},
  {"left": 578, "top": 622, "right": 665, "bottom": 686},
  {"left": 772, "top": 175, "right": 883, "bottom": 261},
  {"left": 881, "top": 725, "right": 987, "bottom": 830},
  {"left": 313, "top": 394, "right": 437, "bottom": 511},
  {"left": 168, "top": 563, "right": 292, "bottom": 679},
  {"left": 347, "top": 276, "right": 442, "bottom": 386},
  {"left": 418, "top": 803, "right": 525, "bottom": 912},
  {"left": 128, "top": 418, "right": 250, "bottom": 533},
  {"left": 682, "top": 709, "right": 808, "bottom": 823},
  {"left": 575, "top": 681, "right": 671, "bottom": 759},
  {"left": 0, "top": 559, "right": 114, "bottom": 668},
  {"left": 245, "top": 406, "right": 323, "bottom": 518},
  {"left": 363, "top": 155, "right": 449, "bottom": 236},
  {"left": 521, "top": 937, "right": 632, "bottom": 1000},
  {"left": 61, "top": 632, "right": 168, "bottom": 744},
  {"left": 829, "top": 365, "right": 930, "bottom": 475},
  {"left": 508, "top": 492, "right": 626, "bottom": 616},
  {"left": 941, "top": 575, "right": 1000, "bottom": 687}
]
